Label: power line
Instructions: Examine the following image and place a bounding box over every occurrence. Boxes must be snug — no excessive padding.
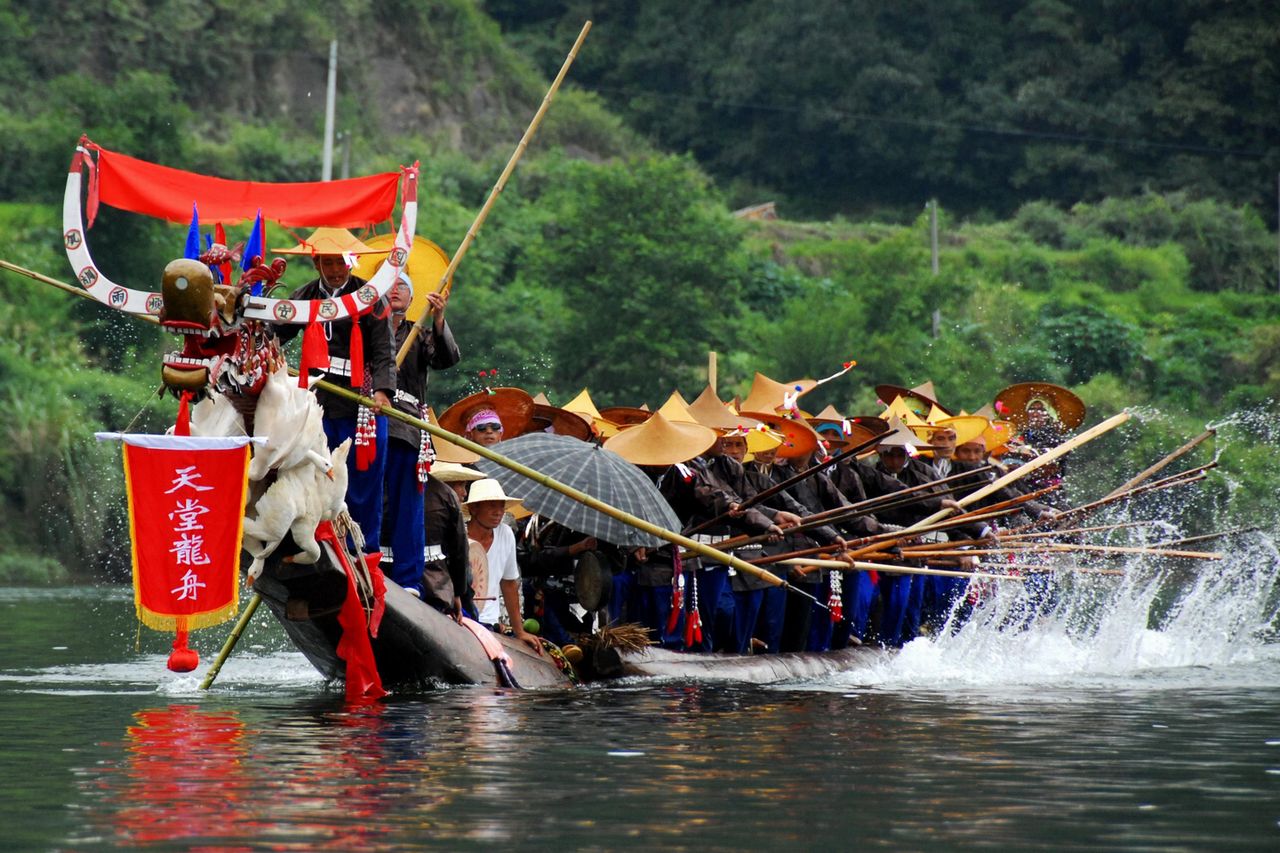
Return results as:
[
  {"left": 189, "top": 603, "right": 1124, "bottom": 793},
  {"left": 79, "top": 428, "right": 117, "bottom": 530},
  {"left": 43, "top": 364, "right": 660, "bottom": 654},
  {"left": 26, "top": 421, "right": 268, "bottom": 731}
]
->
[{"left": 590, "top": 84, "right": 1274, "bottom": 160}]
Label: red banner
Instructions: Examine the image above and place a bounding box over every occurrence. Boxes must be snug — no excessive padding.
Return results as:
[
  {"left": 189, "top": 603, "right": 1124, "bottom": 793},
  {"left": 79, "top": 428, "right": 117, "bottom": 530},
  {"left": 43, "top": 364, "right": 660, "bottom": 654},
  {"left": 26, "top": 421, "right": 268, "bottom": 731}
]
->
[
  {"left": 120, "top": 435, "right": 252, "bottom": 631},
  {"left": 84, "top": 140, "right": 400, "bottom": 227}
]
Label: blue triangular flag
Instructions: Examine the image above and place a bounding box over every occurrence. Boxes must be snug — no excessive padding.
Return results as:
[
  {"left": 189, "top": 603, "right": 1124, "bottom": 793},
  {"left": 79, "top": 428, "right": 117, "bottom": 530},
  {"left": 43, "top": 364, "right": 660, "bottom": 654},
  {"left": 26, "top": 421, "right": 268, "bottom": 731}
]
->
[
  {"left": 183, "top": 203, "right": 201, "bottom": 260},
  {"left": 242, "top": 210, "right": 265, "bottom": 295}
]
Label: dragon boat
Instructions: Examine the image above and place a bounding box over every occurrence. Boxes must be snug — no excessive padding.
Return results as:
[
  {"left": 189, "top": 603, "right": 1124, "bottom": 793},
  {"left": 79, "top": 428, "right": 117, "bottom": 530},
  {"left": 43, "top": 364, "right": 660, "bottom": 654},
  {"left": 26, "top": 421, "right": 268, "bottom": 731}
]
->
[{"left": 63, "top": 139, "right": 878, "bottom": 693}]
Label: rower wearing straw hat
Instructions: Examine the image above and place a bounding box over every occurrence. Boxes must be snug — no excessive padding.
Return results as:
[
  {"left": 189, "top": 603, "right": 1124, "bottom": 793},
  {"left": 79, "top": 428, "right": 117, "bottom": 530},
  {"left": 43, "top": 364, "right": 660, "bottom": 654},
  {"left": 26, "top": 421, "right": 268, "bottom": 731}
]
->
[
  {"left": 380, "top": 268, "right": 461, "bottom": 601},
  {"left": 272, "top": 228, "right": 395, "bottom": 558}
]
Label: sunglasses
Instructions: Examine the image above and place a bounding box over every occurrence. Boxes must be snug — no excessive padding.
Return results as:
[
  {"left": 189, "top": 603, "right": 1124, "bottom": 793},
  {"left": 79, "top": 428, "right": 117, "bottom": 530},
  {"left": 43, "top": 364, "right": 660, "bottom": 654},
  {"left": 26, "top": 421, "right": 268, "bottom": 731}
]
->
[{"left": 472, "top": 423, "right": 503, "bottom": 433}]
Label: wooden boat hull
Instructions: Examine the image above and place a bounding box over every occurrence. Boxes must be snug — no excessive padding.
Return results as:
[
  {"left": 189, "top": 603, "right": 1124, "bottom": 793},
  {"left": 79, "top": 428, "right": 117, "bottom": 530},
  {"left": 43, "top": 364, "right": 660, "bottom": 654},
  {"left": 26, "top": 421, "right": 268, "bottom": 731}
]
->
[
  {"left": 252, "top": 547, "right": 879, "bottom": 691},
  {"left": 252, "top": 554, "right": 572, "bottom": 690}
]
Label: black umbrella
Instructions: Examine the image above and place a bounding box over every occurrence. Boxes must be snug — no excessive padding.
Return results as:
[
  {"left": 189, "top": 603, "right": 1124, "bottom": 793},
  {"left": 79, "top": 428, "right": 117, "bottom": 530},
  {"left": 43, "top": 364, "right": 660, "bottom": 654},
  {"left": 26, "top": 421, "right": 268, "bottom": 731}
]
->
[{"left": 474, "top": 433, "right": 679, "bottom": 548}]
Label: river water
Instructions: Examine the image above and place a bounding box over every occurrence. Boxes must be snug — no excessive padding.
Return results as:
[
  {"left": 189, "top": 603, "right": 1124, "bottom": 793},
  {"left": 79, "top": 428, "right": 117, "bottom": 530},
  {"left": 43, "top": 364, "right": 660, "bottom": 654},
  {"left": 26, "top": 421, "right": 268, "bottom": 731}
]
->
[{"left": 4, "top": 536, "right": 1280, "bottom": 851}]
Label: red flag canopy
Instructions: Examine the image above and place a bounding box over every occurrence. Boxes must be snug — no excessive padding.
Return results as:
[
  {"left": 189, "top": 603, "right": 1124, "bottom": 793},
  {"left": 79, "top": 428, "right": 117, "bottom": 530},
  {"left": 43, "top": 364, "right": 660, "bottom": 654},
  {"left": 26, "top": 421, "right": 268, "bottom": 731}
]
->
[{"left": 83, "top": 140, "right": 400, "bottom": 228}]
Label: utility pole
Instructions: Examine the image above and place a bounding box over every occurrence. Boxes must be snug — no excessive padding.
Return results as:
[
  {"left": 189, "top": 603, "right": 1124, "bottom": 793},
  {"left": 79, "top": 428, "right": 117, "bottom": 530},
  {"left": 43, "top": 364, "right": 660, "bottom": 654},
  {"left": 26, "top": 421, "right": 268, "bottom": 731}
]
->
[
  {"left": 340, "top": 131, "right": 352, "bottom": 180},
  {"left": 321, "top": 40, "right": 337, "bottom": 181},
  {"left": 929, "top": 199, "right": 939, "bottom": 276},
  {"left": 930, "top": 199, "right": 940, "bottom": 338}
]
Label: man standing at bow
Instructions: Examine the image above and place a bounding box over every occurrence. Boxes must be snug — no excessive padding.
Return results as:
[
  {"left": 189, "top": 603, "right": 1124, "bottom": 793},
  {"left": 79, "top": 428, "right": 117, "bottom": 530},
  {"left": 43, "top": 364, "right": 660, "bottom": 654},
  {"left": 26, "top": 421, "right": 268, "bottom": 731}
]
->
[
  {"left": 381, "top": 272, "right": 461, "bottom": 599},
  {"left": 272, "top": 228, "right": 396, "bottom": 557}
]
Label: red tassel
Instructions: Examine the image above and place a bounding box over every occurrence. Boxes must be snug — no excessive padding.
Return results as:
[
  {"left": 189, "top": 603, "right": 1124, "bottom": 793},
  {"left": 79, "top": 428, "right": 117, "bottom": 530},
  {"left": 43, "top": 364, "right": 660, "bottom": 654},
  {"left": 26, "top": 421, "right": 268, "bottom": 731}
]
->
[
  {"left": 167, "top": 624, "right": 199, "bottom": 672},
  {"left": 299, "top": 305, "right": 330, "bottom": 388},
  {"left": 828, "top": 591, "right": 844, "bottom": 624},
  {"left": 685, "top": 608, "right": 703, "bottom": 647},
  {"left": 348, "top": 316, "right": 365, "bottom": 390},
  {"left": 175, "top": 391, "right": 192, "bottom": 436}
]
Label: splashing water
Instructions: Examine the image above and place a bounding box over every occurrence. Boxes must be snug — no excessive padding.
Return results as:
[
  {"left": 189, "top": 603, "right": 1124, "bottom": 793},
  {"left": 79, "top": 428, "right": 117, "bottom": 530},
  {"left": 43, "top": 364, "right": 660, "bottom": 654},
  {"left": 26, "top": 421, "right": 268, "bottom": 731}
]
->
[{"left": 835, "top": 531, "right": 1280, "bottom": 692}]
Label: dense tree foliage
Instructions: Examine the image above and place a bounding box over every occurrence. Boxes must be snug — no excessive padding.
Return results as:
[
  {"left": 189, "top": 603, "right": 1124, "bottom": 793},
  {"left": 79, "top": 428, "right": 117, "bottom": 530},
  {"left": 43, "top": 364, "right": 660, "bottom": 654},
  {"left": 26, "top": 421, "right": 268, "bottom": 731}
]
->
[
  {"left": 0, "top": 1, "right": 1276, "bottom": 580},
  {"left": 488, "top": 0, "right": 1280, "bottom": 221}
]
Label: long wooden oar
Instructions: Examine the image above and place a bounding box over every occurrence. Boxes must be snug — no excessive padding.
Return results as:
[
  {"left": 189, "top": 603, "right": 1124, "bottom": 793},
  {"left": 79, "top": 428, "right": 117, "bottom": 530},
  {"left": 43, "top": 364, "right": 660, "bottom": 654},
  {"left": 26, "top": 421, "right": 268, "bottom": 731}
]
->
[
  {"left": 1017, "top": 464, "right": 1213, "bottom": 534},
  {"left": 783, "top": 558, "right": 1024, "bottom": 583},
  {"left": 904, "top": 411, "right": 1132, "bottom": 532},
  {"left": 199, "top": 592, "right": 262, "bottom": 690},
  {"left": 1153, "top": 527, "right": 1259, "bottom": 549},
  {"left": 683, "top": 432, "right": 886, "bottom": 536},
  {"left": 395, "top": 20, "right": 592, "bottom": 367},
  {"left": 897, "top": 543, "right": 1222, "bottom": 560},
  {"left": 1102, "top": 429, "right": 1215, "bottom": 499}
]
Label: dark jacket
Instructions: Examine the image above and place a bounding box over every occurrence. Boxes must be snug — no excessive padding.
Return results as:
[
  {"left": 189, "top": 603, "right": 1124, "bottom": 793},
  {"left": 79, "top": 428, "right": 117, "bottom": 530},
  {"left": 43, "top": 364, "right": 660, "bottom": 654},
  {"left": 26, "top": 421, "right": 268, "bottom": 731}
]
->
[
  {"left": 274, "top": 275, "right": 396, "bottom": 419},
  {"left": 422, "top": 474, "right": 470, "bottom": 612},
  {"left": 388, "top": 317, "right": 460, "bottom": 447}
]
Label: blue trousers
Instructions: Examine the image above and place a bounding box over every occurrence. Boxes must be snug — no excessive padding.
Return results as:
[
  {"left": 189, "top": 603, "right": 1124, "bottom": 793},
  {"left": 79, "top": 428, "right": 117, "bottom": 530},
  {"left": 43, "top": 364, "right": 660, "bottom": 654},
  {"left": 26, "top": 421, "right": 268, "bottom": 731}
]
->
[
  {"left": 757, "top": 585, "right": 788, "bottom": 653},
  {"left": 608, "top": 567, "right": 635, "bottom": 626},
  {"left": 832, "top": 570, "right": 878, "bottom": 648},
  {"left": 323, "top": 414, "right": 388, "bottom": 554},
  {"left": 925, "top": 575, "right": 968, "bottom": 627},
  {"left": 878, "top": 572, "right": 925, "bottom": 647},
  {"left": 731, "top": 588, "right": 765, "bottom": 654},
  {"left": 381, "top": 441, "right": 425, "bottom": 593},
  {"left": 807, "top": 576, "right": 835, "bottom": 652},
  {"left": 635, "top": 583, "right": 682, "bottom": 648}
]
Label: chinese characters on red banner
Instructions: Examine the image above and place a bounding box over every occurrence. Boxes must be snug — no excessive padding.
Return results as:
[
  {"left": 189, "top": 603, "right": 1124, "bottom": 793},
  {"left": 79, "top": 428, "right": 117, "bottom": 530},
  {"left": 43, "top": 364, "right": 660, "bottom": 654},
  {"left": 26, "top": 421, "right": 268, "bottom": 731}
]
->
[{"left": 117, "top": 435, "right": 253, "bottom": 632}]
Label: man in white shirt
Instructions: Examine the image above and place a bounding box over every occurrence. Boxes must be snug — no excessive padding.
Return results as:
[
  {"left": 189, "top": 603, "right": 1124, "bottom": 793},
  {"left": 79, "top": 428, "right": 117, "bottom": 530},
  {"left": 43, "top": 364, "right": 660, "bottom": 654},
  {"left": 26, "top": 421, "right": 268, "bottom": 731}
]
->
[{"left": 464, "top": 479, "right": 542, "bottom": 654}]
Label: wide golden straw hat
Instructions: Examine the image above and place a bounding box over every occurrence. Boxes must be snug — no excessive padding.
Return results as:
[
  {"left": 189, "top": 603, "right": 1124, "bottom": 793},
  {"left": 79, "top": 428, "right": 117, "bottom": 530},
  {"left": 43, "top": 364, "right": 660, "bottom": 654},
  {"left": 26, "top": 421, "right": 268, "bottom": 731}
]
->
[{"left": 603, "top": 412, "right": 717, "bottom": 466}]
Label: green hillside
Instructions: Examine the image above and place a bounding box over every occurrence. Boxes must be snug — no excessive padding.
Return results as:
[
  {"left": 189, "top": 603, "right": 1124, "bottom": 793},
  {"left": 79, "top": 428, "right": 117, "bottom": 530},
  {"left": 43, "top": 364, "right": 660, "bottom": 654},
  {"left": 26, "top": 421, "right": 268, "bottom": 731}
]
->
[{"left": 0, "top": 1, "right": 1275, "bottom": 581}]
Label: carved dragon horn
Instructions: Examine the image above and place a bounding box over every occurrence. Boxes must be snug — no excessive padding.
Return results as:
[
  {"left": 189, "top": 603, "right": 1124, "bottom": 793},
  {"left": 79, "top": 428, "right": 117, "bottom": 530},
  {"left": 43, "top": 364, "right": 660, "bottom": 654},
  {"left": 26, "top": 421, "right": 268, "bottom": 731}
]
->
[{"left": 62, "top": 143, "right": 419, "bottom": 323}]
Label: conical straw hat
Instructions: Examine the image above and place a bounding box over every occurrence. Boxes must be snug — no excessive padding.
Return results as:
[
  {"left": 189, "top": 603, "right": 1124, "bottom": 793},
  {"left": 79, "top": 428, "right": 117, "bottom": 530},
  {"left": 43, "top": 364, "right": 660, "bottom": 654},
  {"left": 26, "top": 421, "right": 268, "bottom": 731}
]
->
[
  {"left": 875, "top": 381, "right": 953, "bottom": 418},
  {"left": 437, "top": 387, "right": 535, "bottom": 437},
  {"left": 604, "top": 412, "right": 717, "bottom": 466},
  {"left": 737, "top": 411, "right": 820, "bottom": 460},
  {"left": 565, "top": 388, "right": 621, "bottom": 438},
  {"left": 655, "top": 390, "right": 697, "bottom": 424},
  {"left": 353, "top": 234, "right": 450, "bottom": 318},
  {"left": 738, "top": 372, "right": 817, "bottom": 415},
  {"left": 910, "top": 414, "right": 990, "bottom": 447},
  {"left": 993, "top": 382, "right": 1086, "bottom": 430},
  {"left": 688, "top": 385, "right": 764, "bottom": 433}
]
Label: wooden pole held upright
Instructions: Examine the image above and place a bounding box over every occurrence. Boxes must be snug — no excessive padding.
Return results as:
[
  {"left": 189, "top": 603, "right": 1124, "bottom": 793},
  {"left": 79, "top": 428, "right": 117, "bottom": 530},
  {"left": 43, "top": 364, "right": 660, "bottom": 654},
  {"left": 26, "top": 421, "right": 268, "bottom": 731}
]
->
[{"left": 396, "top": 20, "right": 593, "bottom": 367}]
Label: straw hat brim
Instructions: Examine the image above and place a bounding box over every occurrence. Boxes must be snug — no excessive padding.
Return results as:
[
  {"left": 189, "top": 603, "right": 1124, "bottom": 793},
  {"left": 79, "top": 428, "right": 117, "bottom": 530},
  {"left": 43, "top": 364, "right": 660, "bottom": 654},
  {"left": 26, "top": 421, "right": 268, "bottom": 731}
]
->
[
  {"left": 429, "top": 462, "right": 486, "bottom": 483},
  {"left": 598, "top": 406, "right": 653, "bottom": 427},
  {"left": 438, "top": 387, "right": 535, "bottom": 437},
  {"left": 994, "top": 382, "right": 1086, "bottom": 430},
  {"left": 737, "top": 411, "right": 820, "bottom": 460},
  {"left": 875, "top": 384, "right": 954, "bottom": 418},
  {"left": 522, "top": 404, "right": 594, "bottom": 442},
  {"left": 603, "top": 412, "right": 717, "bottom": 466}
]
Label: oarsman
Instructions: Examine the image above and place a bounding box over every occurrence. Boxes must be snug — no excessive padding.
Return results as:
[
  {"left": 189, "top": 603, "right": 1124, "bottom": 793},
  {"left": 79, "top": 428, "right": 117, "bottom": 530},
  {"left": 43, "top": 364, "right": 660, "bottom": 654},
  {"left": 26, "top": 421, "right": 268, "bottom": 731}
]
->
[
  {"left": 271, "top": 228, "right": 395, "bottom": 558},
  {"left": 605, "top": 413, "right": 772, "bottom": 650},
  {"left": 719, "top": 429, "right": 809, "bottom": 653},
  {"left": 994, "top": 382, "right": 1087, "bottom": 508},
  {"left": 742, "top": 411, "right": 850, "bottom": 653},
  {"left": 381, "top": 271, "right": 461, "bottom": 598},
  {"left": 812, "top": 416, "right": 894, "bottom": 648},
  {"left": 464, "top": 478, "right": 542, "bottom": 653},
  {"left": 857, "top": 417, "right": 960, "bottom": 647},
  {"left": 419, "top": 461, "right": 479, "bottom": 620},
  {"left": 682, "top": 387, "right": 799, "bottom": 651}
]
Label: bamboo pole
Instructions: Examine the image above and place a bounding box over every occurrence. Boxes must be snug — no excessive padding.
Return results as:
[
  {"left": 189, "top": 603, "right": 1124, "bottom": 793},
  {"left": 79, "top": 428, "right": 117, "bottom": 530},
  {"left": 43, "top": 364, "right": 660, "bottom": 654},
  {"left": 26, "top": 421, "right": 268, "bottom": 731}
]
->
[
  {"left": 0, "top": 259, "right": 161, "bottom": 324},
  {"left": 905, "top": 411, "right": 1132, "bottom": 532},
  {"left": 199, "top": 592, "right": 262, "bottom": 690},
  {"left": 1102, "top": 429, "right": 1215, "bottom": 499},
  {"left": 312, "top": 378, "right": 821, "bottom": 603},
  {"left": 395, "top": 20, "right": 593, "bottom": 366},
  {"left": 896, "top": 544, "right": 1221, "bottom": 560},
  {"left": 783, "top": 558, "right": 1023, "bottom": 583}
]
